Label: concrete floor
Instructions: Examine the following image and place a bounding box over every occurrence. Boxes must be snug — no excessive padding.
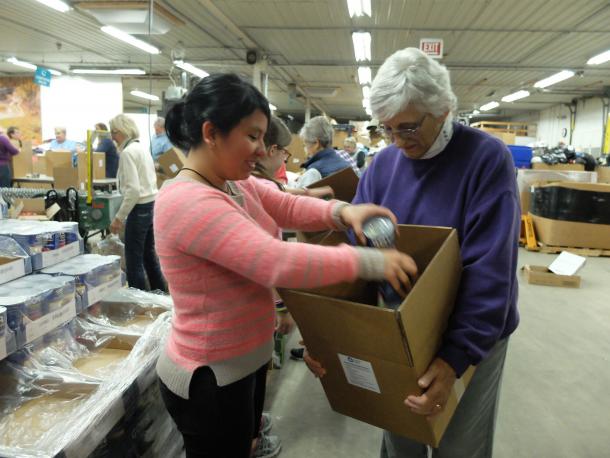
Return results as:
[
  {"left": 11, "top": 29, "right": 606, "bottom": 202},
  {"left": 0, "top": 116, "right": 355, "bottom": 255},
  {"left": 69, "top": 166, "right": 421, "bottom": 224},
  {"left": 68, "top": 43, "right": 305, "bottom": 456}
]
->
[{"left": 265, "top": 248, "right": 610, "bottom": 457}]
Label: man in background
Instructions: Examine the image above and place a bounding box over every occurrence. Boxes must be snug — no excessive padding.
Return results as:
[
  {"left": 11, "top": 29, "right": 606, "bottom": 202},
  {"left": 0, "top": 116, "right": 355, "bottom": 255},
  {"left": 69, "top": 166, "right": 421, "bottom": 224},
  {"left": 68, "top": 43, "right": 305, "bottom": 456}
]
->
[{"left": 151, "top": 117, "right": 173, "bottom": 161}]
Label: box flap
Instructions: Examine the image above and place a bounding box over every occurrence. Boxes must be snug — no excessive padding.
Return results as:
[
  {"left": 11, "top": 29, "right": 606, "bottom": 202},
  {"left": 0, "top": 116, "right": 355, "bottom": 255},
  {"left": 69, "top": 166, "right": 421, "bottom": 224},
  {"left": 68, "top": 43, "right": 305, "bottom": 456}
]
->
[{"left": 307, "top": 167, "right": 359, "bottom": 203}]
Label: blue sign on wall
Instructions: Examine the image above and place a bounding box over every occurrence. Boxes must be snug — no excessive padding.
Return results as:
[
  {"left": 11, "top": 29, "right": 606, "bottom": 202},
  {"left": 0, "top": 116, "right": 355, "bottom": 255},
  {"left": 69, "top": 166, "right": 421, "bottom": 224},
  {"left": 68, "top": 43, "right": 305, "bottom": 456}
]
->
[{"left": 34, "top": 67, "right": 52, "bottom": 87}]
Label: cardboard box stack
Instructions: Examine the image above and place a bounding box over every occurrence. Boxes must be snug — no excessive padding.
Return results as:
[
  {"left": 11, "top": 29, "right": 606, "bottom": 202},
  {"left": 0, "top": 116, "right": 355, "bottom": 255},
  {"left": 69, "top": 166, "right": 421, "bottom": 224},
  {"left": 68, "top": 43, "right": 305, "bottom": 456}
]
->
[{"left": 280, "top": 225, "right": 475, "bottom": 447}]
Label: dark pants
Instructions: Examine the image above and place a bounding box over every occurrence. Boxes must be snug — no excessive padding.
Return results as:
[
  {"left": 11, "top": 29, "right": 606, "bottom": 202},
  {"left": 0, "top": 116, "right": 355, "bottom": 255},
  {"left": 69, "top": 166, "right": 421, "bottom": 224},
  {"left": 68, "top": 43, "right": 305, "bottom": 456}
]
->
[
  {"left": 124, "top": 201, "right": 166, "bottom": 291},
  {"left": 159, "top": 363, "right": 268, "bottom": 458},
  {"left": 0, "top": 163, "right": 12, "bottom": 188}
]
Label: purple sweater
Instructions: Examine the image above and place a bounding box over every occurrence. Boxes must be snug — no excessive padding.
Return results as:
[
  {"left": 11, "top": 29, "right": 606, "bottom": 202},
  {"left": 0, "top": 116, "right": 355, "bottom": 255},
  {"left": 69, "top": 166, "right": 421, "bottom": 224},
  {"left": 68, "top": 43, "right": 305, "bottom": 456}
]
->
[
  {"left": 354, "top": 123, "right": 520, "bottom": 377},
  {"left": 0, "top": 135, "right": 19, "bottom": 165}
]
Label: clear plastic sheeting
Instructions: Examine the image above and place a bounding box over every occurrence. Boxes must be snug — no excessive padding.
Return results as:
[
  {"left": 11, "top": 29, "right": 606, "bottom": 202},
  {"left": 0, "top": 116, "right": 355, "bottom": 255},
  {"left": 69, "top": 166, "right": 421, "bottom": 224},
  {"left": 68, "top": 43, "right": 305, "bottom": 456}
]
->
[
  {"left": 0, "top": 220, "right": 79, "bottom": 256},
  {"left": 0, "top": 312, "right": 171, "bottom": 458},
  {"left": 99, "top": 287, "right": 172, "bottom": 318},
  {"left": 0, "top": 235, "right": 32, "bottom": 275},
  {"left": 91, "top": 235, "right": 126, "bottom": 271}
]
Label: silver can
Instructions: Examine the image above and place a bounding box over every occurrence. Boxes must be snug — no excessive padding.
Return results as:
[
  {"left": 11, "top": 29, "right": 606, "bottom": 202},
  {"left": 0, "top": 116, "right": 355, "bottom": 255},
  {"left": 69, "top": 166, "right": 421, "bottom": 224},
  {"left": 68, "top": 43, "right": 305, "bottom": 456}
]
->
[{"left": 362, "top": 216, "right": 396, "bottom": 248}]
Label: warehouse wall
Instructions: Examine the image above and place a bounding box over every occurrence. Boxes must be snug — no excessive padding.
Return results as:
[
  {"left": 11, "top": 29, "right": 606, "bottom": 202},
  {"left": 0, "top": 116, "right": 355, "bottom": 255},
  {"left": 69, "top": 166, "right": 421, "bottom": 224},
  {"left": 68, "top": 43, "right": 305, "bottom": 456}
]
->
[{"left": 512, "top": 98, "right": 607, "bottom": 154}]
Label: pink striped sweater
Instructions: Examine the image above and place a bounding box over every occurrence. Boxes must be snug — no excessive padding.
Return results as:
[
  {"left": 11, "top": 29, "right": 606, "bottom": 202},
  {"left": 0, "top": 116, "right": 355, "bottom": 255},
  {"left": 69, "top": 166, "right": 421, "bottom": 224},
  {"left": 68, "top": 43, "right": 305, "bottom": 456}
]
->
[{"left": 154, "top": 176, "right": 384, "bottom": 398}]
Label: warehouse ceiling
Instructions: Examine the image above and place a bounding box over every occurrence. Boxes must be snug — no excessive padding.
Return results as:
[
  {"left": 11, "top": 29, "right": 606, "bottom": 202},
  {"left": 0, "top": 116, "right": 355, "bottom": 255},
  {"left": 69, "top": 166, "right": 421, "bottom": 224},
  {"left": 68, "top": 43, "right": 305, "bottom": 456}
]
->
[{"left": 1, "top": 0, "right": 610, "bottom": 122}]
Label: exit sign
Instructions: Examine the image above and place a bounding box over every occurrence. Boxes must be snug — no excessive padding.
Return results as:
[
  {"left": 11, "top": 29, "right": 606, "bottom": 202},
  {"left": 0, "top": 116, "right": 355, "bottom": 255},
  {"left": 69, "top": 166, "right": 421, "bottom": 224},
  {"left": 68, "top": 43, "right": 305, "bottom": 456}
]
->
[{"left": 420, "top": 39, "right": 443, "bottom": 59}]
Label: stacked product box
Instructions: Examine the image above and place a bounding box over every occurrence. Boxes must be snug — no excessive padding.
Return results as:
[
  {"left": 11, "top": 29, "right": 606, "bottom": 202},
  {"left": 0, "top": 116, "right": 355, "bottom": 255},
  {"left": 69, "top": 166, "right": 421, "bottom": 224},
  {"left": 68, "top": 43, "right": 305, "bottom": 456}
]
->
[
  {"left": 0, "top": 220, "right": 84, "bottom": 270},
  {"left": 0, "top": 275, "right": 77, "bottom": 352},
  {"left": 42, "top": 254, "right": 123, "bottom": 311},
  {"left": 0, "top": 236, "right": 33, "bottom": 285}
]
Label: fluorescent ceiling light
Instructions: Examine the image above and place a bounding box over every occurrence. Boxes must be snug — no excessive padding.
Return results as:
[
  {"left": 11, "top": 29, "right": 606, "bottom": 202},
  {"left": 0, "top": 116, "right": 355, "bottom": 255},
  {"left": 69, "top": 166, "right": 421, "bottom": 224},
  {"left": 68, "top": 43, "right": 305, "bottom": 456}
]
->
[
  {"left": 362, "top": 85, "right": 371, "bottom": 99},
  {"left": 587, "top": 50, "right": 610, "bottom": 65},
  {"left": 533, "top": 70, "right": 574, "bottom": 88},
  {"left": 173, "top": 60, "right": 209, "bottom": 79},
  {"left": 7, "top": 57, "right": 37, "bottom": 71},
  {"left": 269, "top": 103, "right": 277, "bottom": 111},
  {"left": 101, "top": 26, "right": 160, "bottom": 54},
  {"left": 347, "top": 0, "right": 371, "bottom": 17},
  {"left": 352, "top": 32, "right": 371, "bottom": 62},
  {"left": 71, "top": 68, "right": 146, "bottom": 75},
  {"left": 362, "top": 98, "right": 371, "bottom": 109},
  {"left": 130, "top": 90, "right": 159, "bottom": 101},
  {"left": 480, "top": 101, "right": 499, "bottom": 111},
  {"left": 472, "top": 109, "right": 480, "bottom": 115},
  {"left": 357, "top": 66, "right": 372, "bottom": 85},
  {"left": 48, "top": 69, "right": 62, "bottom": 76},
  {"left": 501, "top": 90, "right": 530, "bottom": 103},
  {"left": 35, "top": 0, "right": 70, "bottom": 13}
]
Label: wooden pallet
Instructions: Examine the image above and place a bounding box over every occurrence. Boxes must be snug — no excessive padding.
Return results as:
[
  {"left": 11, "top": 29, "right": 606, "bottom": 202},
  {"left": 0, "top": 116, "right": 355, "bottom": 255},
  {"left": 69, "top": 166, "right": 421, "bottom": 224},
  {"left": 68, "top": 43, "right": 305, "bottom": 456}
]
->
[{"left": 525, "top": 244, "right": 610, "bottom": 257}]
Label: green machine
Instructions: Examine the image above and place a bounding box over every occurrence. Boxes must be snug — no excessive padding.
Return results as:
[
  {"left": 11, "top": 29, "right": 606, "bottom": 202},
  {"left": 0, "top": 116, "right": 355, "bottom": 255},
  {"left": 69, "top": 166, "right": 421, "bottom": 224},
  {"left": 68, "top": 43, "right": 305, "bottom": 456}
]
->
[{"left": 78, "top": 192, "right": 123, "bottom": 233}]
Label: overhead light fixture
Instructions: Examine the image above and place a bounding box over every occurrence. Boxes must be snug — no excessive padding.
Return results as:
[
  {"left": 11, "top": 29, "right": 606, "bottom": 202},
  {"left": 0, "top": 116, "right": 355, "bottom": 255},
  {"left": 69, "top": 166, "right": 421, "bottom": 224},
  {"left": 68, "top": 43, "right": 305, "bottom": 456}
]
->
[
  {"left": 362, "top": 98, "right": 371, "bottom": 109},
  {"left": 35, "top": 0, "right": 71, "bottom": 13},
  {"left": 501, "top": 90, "right": 530, "bottom": 103},
  {"left": 101, "top": 26, "right": 160, "bottom": 55},
  {"left": 130, "top": 90, "right": 159, "bottom": 101},
  {"left": 173, "top": 60, "right": 209, "bottom": 79},
  {"left": 269, "top": 103, "right": 277, "bottom": 111},
  {"left": 362, "top": 85, "right": 371, "bottom": 99},
  {"left": 71, "top": 68, "right": 146, "bottom": 75},
  {"left": 48, "top": 69, "right": 62, "bottom": 76},
  {"left": 533, "top": 70, "right": 575, "bottom": 88},
  {"left": 480, "top": 101, "right": 499, "bottom": 111},
  {"left": 472, "top": 109, "right": 480, "bottom": 115},
  {"left": 352, "top": 32, "right": 371, "bottom": 62},
  {"left": 357, "top": 66, "right": 372, "bottom": 85},
  {"left": 347, "top": 0, "right": 371, "bottom": 17},
  {"left": 587, "top": 50, "right": 610, "bottom": 65},
  {"left": 6, "top": 57, "right": 37, "bottom": 71}
]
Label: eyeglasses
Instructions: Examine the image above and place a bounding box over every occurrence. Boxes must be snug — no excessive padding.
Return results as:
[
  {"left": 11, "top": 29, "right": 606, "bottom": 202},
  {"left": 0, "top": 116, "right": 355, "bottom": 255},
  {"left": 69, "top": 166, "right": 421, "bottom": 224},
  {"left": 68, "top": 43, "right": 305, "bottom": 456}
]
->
[
  {"left": 110, "top": 129, "right": 119, "bottom": 135},
  {"left": 277, "top": 146, "right": 291, "bottom": 159},
  {"left": 383, "top": 115, "right": 427, "bottom": 140}
]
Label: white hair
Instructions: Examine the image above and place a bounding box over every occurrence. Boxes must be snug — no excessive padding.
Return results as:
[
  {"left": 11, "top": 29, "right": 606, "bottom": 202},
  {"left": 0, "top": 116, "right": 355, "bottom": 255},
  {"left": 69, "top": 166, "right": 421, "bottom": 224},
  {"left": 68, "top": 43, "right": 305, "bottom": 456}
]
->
[
  {"left": 370, "top": 47, "right": 457, "bottom": 121},
  {"left": 154, "top": 117, "right": 165, "bottom": 128},
  {"left": 299, "top": 116, "right": 333, "bottom": 147},
  {"left": 344, "top": 137, "right": 357, "bottom": 148},
  {"left": 109, "top": 114, "right": 140, "bottom": 140}
]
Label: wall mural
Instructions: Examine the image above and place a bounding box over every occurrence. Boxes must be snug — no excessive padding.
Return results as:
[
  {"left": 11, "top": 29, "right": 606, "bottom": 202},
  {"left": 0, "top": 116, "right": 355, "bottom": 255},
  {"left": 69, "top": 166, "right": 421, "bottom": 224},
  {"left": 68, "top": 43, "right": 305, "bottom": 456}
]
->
[{"left": 0, "top": 77, "right": 41, "bottom": 144}]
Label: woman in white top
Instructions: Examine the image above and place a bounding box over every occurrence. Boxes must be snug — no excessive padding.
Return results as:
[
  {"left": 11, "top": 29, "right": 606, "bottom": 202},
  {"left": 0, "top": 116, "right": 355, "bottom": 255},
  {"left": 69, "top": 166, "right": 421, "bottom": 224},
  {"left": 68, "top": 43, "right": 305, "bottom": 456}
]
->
[{"left": 108, "top": 114, "right": 166, "bottom": 292}]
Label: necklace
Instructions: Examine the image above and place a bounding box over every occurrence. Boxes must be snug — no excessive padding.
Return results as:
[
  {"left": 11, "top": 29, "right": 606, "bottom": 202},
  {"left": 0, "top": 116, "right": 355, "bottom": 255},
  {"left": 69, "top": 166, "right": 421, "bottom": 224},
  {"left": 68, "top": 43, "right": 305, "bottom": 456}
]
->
[{"left": 180, "top": 167, "right": 231, "bottom": 194}]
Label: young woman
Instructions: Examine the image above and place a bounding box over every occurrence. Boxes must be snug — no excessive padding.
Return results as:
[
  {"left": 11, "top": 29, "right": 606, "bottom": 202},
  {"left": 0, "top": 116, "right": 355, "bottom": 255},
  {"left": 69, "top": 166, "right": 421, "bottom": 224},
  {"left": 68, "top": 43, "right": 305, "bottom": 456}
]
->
[{"left": 154, "top": 73, "right": 418, "bottom": 458}]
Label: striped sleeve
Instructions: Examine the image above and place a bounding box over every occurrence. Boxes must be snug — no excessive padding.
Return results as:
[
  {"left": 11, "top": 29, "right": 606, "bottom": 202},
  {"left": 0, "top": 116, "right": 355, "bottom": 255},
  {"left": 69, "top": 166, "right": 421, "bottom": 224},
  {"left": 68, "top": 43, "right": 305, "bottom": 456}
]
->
[{"left": 155, "top": 182, "right": 360, "bottom": 289}]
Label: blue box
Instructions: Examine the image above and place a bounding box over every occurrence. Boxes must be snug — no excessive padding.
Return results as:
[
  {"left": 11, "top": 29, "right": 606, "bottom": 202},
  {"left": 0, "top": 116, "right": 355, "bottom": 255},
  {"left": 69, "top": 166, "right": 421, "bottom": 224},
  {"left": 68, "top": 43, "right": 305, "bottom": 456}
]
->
[{"left": 508, "top": 145, "right": 532, "bottom": 169}]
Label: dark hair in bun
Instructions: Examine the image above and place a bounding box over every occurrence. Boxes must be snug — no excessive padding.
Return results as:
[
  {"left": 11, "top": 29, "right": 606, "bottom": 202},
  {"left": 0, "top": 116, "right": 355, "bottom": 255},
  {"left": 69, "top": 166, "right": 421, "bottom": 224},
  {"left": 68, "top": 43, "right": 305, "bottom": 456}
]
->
[{"left": 165, "top": 73, "right": 270, "bottom": 152}]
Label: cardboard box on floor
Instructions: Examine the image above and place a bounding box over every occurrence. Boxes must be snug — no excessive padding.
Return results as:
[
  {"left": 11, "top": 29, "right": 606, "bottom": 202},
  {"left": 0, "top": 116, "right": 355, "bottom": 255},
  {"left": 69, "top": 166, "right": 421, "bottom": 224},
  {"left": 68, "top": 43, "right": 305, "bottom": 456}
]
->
[
  {"left": 279, "top": 225, "right": 475, "bottom": 447},
  {"left": 158, "top": 148, "right": 186, "bottom": 178},
  {"left": 521, "top": 265, "right": 581, "bottom": 288},
  {"left": 530, "top": 182, "right": 610, "bottom": 250}
]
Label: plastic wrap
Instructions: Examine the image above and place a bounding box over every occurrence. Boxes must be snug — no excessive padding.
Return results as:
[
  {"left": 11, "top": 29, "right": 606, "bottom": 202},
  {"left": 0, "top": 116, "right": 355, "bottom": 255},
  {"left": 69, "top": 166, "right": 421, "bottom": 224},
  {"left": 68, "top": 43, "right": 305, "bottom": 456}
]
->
[
  {"left": 0, "top": 312, "right": 171, "bottom": 457},
  {"left": 92, "top": 235, "right": 126, "bottom": 271},
  {"left": 0, "top": 236, "right": 33, "bottom": 284},
  {"left": 41, "top": 254, "right": 122, "bottom": 307},
  {"left": 531, "top": 184, "right": 610, "bottom": 225},
  {"left": 0, "top": 220, "right": 79, "bottom": 255},
  {"left": 98, "top": 288, "right": 172, "bottom": 319},
  {"left": 0, "top": 275, "right": 76, "bottom": 349}
]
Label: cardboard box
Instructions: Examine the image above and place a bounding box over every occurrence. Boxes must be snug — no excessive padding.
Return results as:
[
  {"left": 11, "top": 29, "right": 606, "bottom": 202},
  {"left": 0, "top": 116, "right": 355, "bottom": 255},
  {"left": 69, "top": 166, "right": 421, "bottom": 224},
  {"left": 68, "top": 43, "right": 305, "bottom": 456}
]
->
[
  {"left": 158, "top": 148, "right": 186, "bottom": 178},
  {"left": 279, "top": 225, "right": 474, "bottom": 446},
  {"left": 532, "top": 163, "right": 585, "bottom": 171},
  {"left": 521, "top": 265, "right": 581, "bottom": 288},
  {"left": 333, "top": 130, "right": 349, "bottom": 149},
  {"left": 286, "top": 135, "right": 307, "bottom": 173},
  {"left": 32, "top": 153, "right": 48, "bottom": 176},
  {"left": 47, "top": 150, "right": 73, "bottom": 171},
  {"left": 54, "top": 167, "right": 79, "bottom": 190},
  {"left": 307, "top": 167, "right": 360, "bottom": 203},
  {"left": 11, "top": 140, "right": 33, "bottom": 177},
  {"left": 596, "top": 166, "right": 610, "bottom": 184},
  {"left": 77, "top": 152, "right": 106, "bottom": 189},
  {"left": 0, "top": 256, "right": 30, "bottom": 285}
]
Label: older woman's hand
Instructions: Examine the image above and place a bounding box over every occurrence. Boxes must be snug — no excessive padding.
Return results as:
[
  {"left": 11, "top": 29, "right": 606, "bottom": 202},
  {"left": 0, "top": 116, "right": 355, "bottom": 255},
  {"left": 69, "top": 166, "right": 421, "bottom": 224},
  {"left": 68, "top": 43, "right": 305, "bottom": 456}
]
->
[
  {"left": 109, "top": 218, "right": 123, "bottom": 235},
  {"left": 339, "top": 204, "right": 398, "bottom": 245}
]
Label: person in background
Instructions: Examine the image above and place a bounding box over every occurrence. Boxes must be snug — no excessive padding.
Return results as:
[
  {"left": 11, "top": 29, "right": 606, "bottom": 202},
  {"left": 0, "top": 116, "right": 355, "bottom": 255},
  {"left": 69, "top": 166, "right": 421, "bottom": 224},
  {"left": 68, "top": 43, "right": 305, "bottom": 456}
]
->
[
  {"left": 273, "top": 160, "right": 288, "bottom": 185},
  {"left": 108, "top": 114, "right": 166, "bottom": 293},
  {"left": 94, "top": 122, "right": 119, "bottom": 178},
  {"left": 303, "top": 47, "right": 520, "bottom": 458},
  {"left": 0, "top": 126, "right": 19, "bottom": 187},
  {"left": 7, "top": 126, "right": 22, "bottom": 148},
  {"left": 298, "top": 116, "right": 351, "bottom": 187},
  {"left": 155, "top": 72, "right": 418, "bottom": 458},
  {"left": 336, "top": 136, "right": 362, "bottom": 176},
  {"left": 151, "top": 117, "right": 173, "bottom": 161},
  {"left": 49, "top": 127, "right": 79, "bottom": 166}
]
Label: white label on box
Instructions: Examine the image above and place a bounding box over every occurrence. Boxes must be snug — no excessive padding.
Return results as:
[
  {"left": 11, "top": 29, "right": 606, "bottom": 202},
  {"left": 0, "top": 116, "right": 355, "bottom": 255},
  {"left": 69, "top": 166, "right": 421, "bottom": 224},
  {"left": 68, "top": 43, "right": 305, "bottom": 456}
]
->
[
  {"left": 169, "top": 163, "right": 179, "bottom": 173},
  {"left": 25, "top": 299, "right": 77, "bottom": 344},
  {"left": 0, "top": 336, "right": 7, "bottom": 360},
  {"left": 338, "top": 353, "right": 381, "bottom": 394},
  {"left": 454, "top": 378, "right": 466, "bottom": 402},
  {"left": 41, "top": 241, "right": 81, "bottom": 267},
  {"left": 98, "top": 159, "right": 103, "bottom": 168},
  {"left": 0, "top": 259, "right": 26, "bottom": 285},
  {"left": 86, "top": 275, "right": 123, "bottom": 306},
  {"left": 548, "top": 251, "right": 586, "bottom": 276}
]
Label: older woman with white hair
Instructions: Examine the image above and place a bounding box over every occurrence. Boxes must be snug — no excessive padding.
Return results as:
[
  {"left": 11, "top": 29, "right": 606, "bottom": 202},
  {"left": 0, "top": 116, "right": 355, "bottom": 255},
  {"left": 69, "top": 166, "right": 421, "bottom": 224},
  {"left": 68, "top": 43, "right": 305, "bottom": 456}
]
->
[
  {"left": 298, "top": 116, "right": 351, "bottom": 187},
  {"left": 304, "top": 48, "right": 520, "bottom": 457},
  {"left": 109, "top": 114, "right": 166, "bottom": 292}
]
